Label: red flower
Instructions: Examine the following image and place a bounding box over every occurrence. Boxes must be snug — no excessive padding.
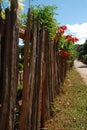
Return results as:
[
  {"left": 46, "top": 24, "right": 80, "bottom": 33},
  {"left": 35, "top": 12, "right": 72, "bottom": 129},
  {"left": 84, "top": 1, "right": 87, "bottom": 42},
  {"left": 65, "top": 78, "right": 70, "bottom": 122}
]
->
[
  {"left": 63, "top": 51, "right": 70, "bottom": 57},
  {"left": 66, "top": 35, "right": 79, "bottom": 43},
  {"left": 60, "top": 25, "right": 67, "bottom": 31},
  {"left": 58, "top": 25, "right": 67, "bottom": 34},
  {"left": 59, "top": 28, "right": 64, "bottom": 34},
  {"left": 58, "top": 50, "right": 70, "bottom": 57},
  {"left": 66, "top": 34, "right": 72, "bottom": 42},
  {"left": 71, "top": 37, "right": 79, "bottom": 42}
]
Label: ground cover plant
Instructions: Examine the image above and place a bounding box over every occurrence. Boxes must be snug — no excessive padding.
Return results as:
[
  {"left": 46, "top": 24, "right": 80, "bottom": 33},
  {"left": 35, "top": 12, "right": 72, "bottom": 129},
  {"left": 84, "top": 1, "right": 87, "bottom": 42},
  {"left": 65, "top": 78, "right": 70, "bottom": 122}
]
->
[{"left": 45, "top": 67, "right": 87, "bottom": 130}]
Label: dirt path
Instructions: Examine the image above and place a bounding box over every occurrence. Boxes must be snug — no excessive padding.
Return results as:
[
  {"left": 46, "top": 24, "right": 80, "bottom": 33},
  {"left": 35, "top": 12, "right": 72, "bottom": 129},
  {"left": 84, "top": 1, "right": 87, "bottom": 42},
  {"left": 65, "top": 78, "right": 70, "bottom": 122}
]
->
[{"left": 74, "top": 60, "right": 87, "bottom": 86}]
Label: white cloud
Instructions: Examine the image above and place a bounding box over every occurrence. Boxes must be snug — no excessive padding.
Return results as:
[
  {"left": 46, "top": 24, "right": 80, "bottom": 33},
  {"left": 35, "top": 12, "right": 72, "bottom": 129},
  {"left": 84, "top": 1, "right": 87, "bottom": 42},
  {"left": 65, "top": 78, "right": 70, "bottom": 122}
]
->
[{"left": 66, "top": 23, "right": 87, "bottom": 44}]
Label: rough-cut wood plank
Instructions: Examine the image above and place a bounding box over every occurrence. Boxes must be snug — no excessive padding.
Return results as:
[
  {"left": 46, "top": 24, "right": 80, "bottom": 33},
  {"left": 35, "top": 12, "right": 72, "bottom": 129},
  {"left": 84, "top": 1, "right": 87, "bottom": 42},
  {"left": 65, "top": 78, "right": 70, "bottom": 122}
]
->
[
  {"left": 26, "top": 23, "right": 37, "bottom": 130},
  {"left": 44, "top": 31, "right": 50, "bottom": 119},
  {"left": 9, "top": 1, "right": 19, "bottom": 129},
  {"left": 47, "top": 34, "right": 52, "bottom": 118},
  {"left": 0, "top": 9, "right": 12, "bottom": 130},
  {"left": 35, "top": 28, "right": 44, "bottom": 130},
  {"left": 19, "top": 8, "right": 30, "bottom": 130},
  {"left": 0, "top": 2, "right": 19, "bottom": 129},
  {"left": 31, "top": 22, "right": 41, "bottom": 130},
  {"left": 0, "top": 14, "right": 2, "bottom": 107},
  {"left": 40, "top": 30, "right": 48, "bottom": 128}
]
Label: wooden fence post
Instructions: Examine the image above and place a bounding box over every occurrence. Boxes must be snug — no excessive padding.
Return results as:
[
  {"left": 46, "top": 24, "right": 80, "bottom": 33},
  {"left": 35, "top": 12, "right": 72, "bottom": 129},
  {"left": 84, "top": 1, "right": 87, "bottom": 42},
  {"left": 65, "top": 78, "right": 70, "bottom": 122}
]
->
[
  {"left": 0, "top": 0, "right": 19, "bottom": 129},
  {"left": 19, "top": 8, "right": 31, "bottom": 130},
  {"left": 0, "top": 9, "right": 2, "bottom": 108},
  {"left": 0, "top": 9, "right": 11, "bottom": 130},
  {"left": 30, "top": 22, "right": 42, "bottom": 130},
  {"left": 40, "top": 30, "right": 48, "bottom": 128},
  {"left": 9, "top": 2, "right": 19, "bottom": 128}
]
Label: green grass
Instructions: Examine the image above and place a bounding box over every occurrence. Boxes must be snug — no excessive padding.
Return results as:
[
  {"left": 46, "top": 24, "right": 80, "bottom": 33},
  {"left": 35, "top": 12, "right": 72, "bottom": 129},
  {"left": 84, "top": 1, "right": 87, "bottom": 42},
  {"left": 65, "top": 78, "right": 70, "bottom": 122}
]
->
[{"left": 45, "top": 67, "right": 87, "bottom": 130}]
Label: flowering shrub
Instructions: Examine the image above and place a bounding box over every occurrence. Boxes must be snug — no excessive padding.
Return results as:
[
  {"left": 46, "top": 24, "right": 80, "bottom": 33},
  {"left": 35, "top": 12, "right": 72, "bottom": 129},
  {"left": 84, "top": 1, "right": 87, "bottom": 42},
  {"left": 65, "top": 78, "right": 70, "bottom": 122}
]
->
[{"left": 54, "top": 25, "right": 79, "bottom": 57}]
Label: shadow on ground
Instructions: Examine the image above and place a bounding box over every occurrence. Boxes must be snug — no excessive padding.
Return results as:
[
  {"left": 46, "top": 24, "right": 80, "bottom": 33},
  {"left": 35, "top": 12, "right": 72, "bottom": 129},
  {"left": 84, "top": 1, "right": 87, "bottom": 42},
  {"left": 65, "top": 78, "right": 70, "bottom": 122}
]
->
[{"left": 78, "top": 66, "right": 87, "bottom": 68}]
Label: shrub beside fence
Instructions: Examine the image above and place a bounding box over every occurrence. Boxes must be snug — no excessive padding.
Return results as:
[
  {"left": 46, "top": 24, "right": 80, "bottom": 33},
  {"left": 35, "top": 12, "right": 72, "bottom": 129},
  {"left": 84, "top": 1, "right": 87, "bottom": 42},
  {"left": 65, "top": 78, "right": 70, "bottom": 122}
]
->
[{"left": 0, "top": 3, "right": 72, "bottom": 130}]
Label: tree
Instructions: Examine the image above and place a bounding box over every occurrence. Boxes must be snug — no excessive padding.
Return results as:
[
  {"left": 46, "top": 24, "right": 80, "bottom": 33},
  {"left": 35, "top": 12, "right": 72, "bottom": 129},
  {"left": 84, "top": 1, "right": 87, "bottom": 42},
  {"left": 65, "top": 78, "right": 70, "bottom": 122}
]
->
[{"left": 75, "top": 39, "right": 87, "bottom": 64}]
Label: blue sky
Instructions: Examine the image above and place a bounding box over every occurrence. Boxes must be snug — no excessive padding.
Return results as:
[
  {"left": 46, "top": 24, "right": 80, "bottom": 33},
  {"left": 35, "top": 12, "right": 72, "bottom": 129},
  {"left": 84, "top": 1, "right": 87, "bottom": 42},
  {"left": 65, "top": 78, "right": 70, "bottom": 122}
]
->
[
  {"left": 4, "top": 0, "right": 87, "bottom": 44},
  {"left": 23, "top": 0, "right": 87, "bottom": 44},
  {"left": 24, "top": 0, "right": 87, "bottom": 25}
]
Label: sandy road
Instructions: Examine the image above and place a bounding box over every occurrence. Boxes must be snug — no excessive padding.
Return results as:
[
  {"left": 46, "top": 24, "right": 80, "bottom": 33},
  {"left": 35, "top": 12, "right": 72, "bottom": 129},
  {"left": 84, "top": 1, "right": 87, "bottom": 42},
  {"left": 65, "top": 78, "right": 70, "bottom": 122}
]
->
[{"left": 74, "top": 60, "right": 87, "bottom": 86}]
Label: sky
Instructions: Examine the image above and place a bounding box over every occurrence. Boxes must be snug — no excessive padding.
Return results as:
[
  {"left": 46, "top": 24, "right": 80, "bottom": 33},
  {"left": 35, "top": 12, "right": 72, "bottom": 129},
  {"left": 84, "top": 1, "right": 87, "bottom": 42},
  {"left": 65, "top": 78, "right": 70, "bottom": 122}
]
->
[
  {"left": 23, "top": 0, "right": 87, "bottom": 44},
  {"left": 3, "top": 0, "right": 87, "bottom": 44}
]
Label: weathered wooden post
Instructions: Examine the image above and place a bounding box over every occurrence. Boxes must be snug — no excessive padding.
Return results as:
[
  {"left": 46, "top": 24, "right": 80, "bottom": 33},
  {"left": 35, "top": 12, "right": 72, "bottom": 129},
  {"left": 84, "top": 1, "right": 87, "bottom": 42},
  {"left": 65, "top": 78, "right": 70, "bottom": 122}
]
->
[
  {"left": 19, "top": 8, "right": 31, "bottom": 130},
  {"left": 0, "top": 0, "right": 19, "bottom": 129},
  {"left": 9, "top": 0, "right": 19, "bottom": 129},
  {"left": 0, "top": 6, "right": 2, "bottom": 107}
]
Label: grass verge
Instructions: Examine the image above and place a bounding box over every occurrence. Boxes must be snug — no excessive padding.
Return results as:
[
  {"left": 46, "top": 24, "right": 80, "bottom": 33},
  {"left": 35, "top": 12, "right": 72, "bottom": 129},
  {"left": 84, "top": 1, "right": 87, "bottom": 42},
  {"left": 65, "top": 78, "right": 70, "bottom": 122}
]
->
[{"left": 45, "top": 67, "right": 87, "bottom": 130}]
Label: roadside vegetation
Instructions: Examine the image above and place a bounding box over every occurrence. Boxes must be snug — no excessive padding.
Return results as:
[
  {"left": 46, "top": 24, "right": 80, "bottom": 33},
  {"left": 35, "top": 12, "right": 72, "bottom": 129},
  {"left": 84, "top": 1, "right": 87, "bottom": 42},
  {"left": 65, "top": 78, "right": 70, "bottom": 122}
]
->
[
  {"left": 45, "top": 67, "right": 87, "bottom": 130},
  {"left": 75, "top": 39, "right": 87, "bottom": 64}
]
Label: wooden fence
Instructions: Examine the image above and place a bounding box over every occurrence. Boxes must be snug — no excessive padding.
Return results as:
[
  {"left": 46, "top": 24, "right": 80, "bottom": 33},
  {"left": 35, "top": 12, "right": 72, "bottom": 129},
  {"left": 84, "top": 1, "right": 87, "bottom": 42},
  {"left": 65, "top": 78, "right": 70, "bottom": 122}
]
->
[{"left": 0, "top": 1, "right": 71, "bottom": 130}]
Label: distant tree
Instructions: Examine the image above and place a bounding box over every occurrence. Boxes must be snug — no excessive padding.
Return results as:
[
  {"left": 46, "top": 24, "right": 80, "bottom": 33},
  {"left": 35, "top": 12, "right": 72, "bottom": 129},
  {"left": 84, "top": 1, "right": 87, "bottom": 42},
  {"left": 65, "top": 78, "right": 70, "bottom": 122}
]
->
[{"left": 75, "top": 39, "right": 87, "bottom": 64}]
